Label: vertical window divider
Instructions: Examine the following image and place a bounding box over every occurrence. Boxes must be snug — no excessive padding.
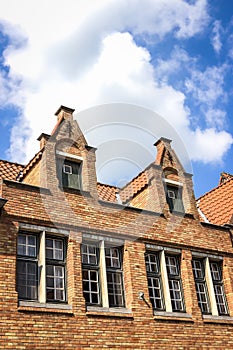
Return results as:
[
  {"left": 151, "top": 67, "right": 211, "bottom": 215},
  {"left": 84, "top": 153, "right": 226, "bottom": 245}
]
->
[
  {"left": 38, "top": 231, "right": 46, "bottom": 303},
  {"left": 160, "top": 250, "right": 172, "bottom": 312},
  {"left": 99, "top": 241, "right": 108, "bottom": 307},
  {"left": 205, "top": 258, "right": 218, "bottom": 316}
]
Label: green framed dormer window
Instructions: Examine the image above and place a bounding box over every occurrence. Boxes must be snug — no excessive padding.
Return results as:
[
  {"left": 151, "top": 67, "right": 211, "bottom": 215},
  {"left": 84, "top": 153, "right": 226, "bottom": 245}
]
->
[
  {"left": 57, "top": 158, "right": 82, "bottom": 190},
  {"left": 165, "top": 185, "right": 184, "bottom": 213}
]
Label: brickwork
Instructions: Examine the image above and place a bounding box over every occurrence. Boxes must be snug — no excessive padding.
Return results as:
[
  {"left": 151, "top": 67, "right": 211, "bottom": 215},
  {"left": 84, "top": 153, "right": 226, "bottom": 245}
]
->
[{"left": 1, "top": 106, "right": 233, "bottom": 348}]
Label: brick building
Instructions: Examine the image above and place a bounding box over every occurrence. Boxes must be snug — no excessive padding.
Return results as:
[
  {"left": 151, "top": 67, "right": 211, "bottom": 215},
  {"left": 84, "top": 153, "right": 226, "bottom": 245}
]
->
[{"left": 1, "top": 105, "right": 233, "bottom": 349}]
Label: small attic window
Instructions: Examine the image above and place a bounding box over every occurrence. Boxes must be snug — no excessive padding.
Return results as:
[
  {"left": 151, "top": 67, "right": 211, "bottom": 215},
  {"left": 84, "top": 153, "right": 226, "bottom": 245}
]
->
[
  {"left": 163, "top": 167, "right": 184, "bottom": 213},
  {"left": 57, "top": 158, "right": 82, "bottom": 190},
  {"left": 165, "top": 184, "right": 184, "bottom": 213}
]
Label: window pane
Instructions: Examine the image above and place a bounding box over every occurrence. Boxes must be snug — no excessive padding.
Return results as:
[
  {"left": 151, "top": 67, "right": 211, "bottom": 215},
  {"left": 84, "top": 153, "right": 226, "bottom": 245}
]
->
[
  {"left": 213, "top": 282, "right": 228, "bottom": 315},
  {"left": 166, "top": 185, "right": 184, "bottom": 213},
  {"left": 192, "top": 260, "right": 204, "bottom": 279},
  {"left": 210, "top": 262, "right": 221, "bottom": 281},
  {"left": 18, "top": 234, "right": 36, "bottom": 257},
  {"left": 166, "top": 256, "right": 179, "bottom": 276},
  {"left": 107, "top": 272, "right": 124, "bottom": 307},
  {"left": 46, "top": 265, "right": 65, "bottom": 301},
  {"left": 82, "top": 269, "right": 100, "bottom": 305},
  {"left": 17, "top": 261, "right": 38, "bottom": 300},
  {"left": 145, "top": 253, "right": 159, "bottom": 273},
  {"left": 147, "top": 276, "right": 164, "bottom": 310},
  {"left": 46, "top": 238, "right": 63, "bottom": 261},
  {"left": 105, "top": 247, "right": 121, "bottom": 268},
  {"left": 81, "top": 244, "right": 98, "bottom": 265},
  {"left": 169, "top": 279, "right": 183, "bottom": 311}
]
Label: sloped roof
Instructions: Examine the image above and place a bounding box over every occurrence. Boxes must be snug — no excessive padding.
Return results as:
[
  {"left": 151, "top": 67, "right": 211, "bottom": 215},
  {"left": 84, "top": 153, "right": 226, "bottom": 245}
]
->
[
  {"left": 119, "top": 169, "right": 149, "bottom": 204},
  {"left": 97, "top": 183, "right": 117, "bottom": 202},
  {"left": 197, "top": 175, "right": 233, "bottom": 226},
  {"left": 0, "top": 159, "right": 24, "bottom": 181}
]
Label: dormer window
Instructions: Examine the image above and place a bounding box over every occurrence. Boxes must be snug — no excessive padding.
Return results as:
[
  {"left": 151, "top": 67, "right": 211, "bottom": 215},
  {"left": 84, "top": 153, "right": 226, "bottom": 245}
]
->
[
  {"left": 56, "top": 151, "right": 83, "bottom": 190},
  {"left": 165, "top": 183, "right": 184, "bottom": 213},
  {"left": 61, "top": 159, "right": 82, "bottom": 190}
]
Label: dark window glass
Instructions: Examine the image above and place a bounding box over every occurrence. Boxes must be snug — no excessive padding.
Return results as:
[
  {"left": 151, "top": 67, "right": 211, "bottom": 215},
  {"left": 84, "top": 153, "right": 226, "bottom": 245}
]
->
[
  {"left": 81, "top": 243, "right": 100, "bottom": 306},
  {"left": 166, "top": 185, "right": 184, "bottom": 213},
  {"left": 192, "top": 259, "right": 210, "bottom": 314},
  {"left": 145, "top": 252, "right": 165, "bottom": 311},
  {"left": 210, "top": 261, "right": 228, "bottom": 315},
  {"left": 17, "top": 260, "right": 38, "bottom": 300},
  {"left": 81, "top": 243, "right": 125, "bottom": 307},
  {"left": 165, "top": 255, "right": 185, "bottom": 312},
  {"left": 57, "top": 158, "right": 82, "bottom": 190},
  {"left": 46, "top": 237, "right": 66, "bottom": 302},
  {"left": 16, "top": 233, "right": 38, "bottom": 300},
  {"left": 105, "top": 247, "right": 124, "bottom": 307}
]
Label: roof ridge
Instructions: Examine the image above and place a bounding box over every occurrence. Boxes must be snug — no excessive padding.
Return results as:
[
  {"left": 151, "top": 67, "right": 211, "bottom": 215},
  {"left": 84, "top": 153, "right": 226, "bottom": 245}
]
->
[
  {"left": 0, "top": 159, "right": 25, "bottom": 167},
  {"left": 197, "top": 175, "right": 233, "bottom": 201},
  {"left": 97, "top": 182, "right": 118, "bottom": 189}
]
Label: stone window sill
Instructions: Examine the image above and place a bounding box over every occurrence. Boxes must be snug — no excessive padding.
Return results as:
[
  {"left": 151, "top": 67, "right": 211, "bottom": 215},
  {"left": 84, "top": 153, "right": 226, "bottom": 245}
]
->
[
  {"left": 86, "top": 306, "right": 133, "bottom": 318},
  {"left": 18, "top": 300, "right": 73, "bottom": 314},
  {"left": 153, "top": 311, "right": 193, "bottom": 322},
  {"left": 203, "top": 314, "right": 233, "bottom": 324}
]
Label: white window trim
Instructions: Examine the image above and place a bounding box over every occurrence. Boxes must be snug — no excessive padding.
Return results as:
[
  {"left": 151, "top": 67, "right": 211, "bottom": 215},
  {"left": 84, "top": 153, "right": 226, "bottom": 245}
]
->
[
  {"left": 19, "top": 223, "right": 69, "bottom": 237},
  {"left": 192, "top": 253, "right": 227, "bottom": 316},
  {"left": 81, "top": 235, "right": 125, "bottom": 309},
  {"left": 17, "top": 225, "right": 69, "bottom": 306},
  {"left": 145, "top": 245, "right": 185, "bottom": 313},
  {"left": 56, "top": 150, "right": 83, "bottom": 162},
  {"left": 163, "top": 178, "right": 183, "bottom": 187}
]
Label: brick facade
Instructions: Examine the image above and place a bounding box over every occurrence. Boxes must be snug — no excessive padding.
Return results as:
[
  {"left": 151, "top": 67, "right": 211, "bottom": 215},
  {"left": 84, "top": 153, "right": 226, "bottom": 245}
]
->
[{"left": 0, "top": 106, "right": 233, "bottom": 349}]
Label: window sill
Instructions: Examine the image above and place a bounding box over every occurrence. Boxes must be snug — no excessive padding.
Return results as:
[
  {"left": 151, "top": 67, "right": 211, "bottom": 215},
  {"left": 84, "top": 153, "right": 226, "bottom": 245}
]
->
[
  {"left": 86, "top": 306, "right": 133, "bottom": 318},
  {"left": 153, "top": 311, "right": 193, "bottom": 322},
  {"left": 203, "top": 314, "right": 233, "bottom": 324},
  {"left": 18, "top": 301, "right": 73, "bottom": 314}
]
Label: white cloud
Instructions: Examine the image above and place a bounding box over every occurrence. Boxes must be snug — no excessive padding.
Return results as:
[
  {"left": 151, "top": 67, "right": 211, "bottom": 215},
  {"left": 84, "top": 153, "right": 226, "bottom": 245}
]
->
[
  {"left": 185, "top": 65, "right": 228, "bottom": 129},
  {"left": 188, "top": 128, "right": 233, "bottom": 163},
  {"left": 211, "top": 20, "right": 223, "bottom": 54},
  {"left": 0, "top": 0, "right": 232, "bottom": 171}
]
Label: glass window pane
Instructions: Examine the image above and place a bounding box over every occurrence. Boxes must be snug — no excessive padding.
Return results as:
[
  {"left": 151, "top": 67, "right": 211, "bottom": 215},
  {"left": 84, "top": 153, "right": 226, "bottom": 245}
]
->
[
  {"left": 105, "top": 247, "right": 120, "bottom": 268},
  {"left": 107, "top": 272, "right": 124, "bottom": 307},
  {"left": 81, "top": 244, "right": 98, "bottom": 265},
  {"left": 46, "top": 265, "right": 65, "bottom": 302},
  {"left": 18, "top": 234, "right": 36, "bottom": 257},
  {"left": 17, "top": 261, "right": 38, "bottom": 300},
  {"left": 82, "top": 269, "right": 100, "bottom": 305},
  {"left": 166, "top": 256, "right": 179, "bottom": 276}
]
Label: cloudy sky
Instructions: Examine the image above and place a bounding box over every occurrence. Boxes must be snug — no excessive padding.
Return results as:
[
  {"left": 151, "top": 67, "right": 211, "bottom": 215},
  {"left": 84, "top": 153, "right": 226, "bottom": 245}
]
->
[{"left": 0, "top": 0, "right": 232, "bottom": 197}]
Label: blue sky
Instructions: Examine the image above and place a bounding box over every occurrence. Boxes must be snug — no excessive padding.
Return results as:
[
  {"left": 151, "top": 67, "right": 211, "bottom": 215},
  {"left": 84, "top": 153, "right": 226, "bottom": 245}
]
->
[{"left": 0, "top": 0, "right": 232, "bottom": 198}]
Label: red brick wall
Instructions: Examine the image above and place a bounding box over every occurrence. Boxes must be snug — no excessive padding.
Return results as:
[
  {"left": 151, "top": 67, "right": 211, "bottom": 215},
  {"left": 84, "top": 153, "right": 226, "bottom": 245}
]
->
[{"left": 1, "top": 179, "right": 233, "bottom": 349}]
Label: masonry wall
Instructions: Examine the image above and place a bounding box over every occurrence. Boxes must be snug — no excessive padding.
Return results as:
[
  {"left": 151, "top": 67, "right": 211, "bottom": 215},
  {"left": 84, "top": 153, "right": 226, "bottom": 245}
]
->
[{"left": 1, "top": 179, "right": 233, "bottom": 349}]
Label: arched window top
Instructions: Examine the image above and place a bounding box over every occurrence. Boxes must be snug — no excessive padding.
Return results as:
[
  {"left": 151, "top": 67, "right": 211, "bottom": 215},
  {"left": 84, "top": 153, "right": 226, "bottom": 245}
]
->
[{"left": 163, "top": 167, "right": 179, "bottom": 182}]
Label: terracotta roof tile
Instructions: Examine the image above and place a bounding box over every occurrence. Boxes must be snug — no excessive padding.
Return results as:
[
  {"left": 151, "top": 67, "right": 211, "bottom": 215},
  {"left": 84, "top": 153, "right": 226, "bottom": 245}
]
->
[
  {"left": 197, "top": 175, "right": 233, "bottom": 226},
  {"left": 97, "top": 183, "right": 117, "bottom": 202},
  {"left": 120, "top": 170, "right": 148, "bottom": 203},
  {"left": 0, "top": 159, "right": 24, "bottom": 181}
]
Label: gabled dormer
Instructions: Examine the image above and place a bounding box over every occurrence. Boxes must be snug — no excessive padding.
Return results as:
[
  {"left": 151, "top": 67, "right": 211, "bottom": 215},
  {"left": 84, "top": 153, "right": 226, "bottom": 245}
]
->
[
  {"left": 22, "top": 106, "right": 98, "bottom": 198},
  {"left": 154, "top": 137, "right": 198, "bottom": 218}
]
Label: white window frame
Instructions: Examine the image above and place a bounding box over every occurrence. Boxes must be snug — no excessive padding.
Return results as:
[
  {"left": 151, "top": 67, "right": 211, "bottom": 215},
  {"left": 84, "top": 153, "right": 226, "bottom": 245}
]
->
[
  {"left": 81, "top": 234, "right": 125, "bottom": 309},
  {"left": 145, "top": 245, "right": 185, "bottom": 313},
  {"left": 17, "top": 223, "right": 69, "bottom": 307},
  {"left": 192, "top": 253, "right": 228, "bottom": 316}
]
